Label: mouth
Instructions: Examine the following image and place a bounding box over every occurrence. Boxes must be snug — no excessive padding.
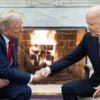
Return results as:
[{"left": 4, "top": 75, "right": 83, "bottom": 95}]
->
[
  {"left": 90, "top": 30, "right": 95, "bottom": 34},
  {"left": 89, "top": 29, "right": 93, "bottom": 32}
]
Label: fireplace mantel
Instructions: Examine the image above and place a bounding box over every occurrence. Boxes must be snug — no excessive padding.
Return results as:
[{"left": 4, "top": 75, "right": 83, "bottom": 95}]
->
[{"left": 0, "top": 7, "right": 89, "bottom": 27}]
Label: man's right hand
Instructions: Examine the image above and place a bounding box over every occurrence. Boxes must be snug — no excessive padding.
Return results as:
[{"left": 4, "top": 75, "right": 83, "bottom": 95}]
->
[
  {"left": 33, "top": 70, "right": 46, "bottom": 82},
  {"left": 40, "top": 67, "right": 51, "bottom": 77},
  {"left": 32, "top": 67, "right": 51, "bottom": 82},
  {"left": 0, "top": 79, "right": 9, "bottom": 88}
]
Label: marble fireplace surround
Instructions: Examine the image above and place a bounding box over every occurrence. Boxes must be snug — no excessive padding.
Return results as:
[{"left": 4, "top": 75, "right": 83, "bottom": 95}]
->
[{"left": 0, "top": 7, "right": 90, "bottom": 27}]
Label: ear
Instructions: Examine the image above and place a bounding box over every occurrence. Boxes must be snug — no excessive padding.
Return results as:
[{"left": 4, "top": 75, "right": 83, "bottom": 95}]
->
[{"left": 2, "top": 28, "right": 8, "bottom": 35}]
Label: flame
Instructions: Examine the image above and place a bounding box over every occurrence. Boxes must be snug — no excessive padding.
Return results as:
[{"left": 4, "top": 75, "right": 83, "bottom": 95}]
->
[
  {"left": 30, "top": 30, "right": 57, "bottom": 45},
  {"left": 29, "top": 30, "right": 57, "bottom": 67}
]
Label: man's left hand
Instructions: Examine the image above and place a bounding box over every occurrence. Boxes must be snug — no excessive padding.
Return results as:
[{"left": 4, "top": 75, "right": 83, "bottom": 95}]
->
[{"left": 93, "top": 85, "right": 100, "bottom": 98}]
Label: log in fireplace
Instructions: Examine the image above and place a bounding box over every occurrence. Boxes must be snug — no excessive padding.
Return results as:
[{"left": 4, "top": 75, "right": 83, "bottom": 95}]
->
[{"left": 18, "top": 27, "right": 87, "bottom": 84}]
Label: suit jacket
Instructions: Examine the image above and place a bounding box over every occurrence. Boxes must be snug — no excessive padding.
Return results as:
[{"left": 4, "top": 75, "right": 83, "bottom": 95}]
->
[
  {"left": 49, "top": 32, "right": 100, "bottom": 81},
  {"left": 0, "top": 34, "right": 31, "bottom": 84}
]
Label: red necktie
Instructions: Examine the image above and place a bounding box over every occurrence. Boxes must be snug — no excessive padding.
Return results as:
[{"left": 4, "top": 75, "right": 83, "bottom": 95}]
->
[{"left": 7, "top": 40, "right": 13, "bottom": 63}]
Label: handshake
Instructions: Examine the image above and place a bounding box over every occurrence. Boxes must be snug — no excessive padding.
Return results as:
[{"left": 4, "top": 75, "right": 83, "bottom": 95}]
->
[
  {"left": 32, "top": 67, "right": 51, "bottom": 82},
  {"left": 0, "top": 67, "right": 51, "bottom": 88}
]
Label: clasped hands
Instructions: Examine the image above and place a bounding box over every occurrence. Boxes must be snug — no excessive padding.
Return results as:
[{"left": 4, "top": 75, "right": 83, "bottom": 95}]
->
[{"left": 33, "top": 68, "right": 51, "bottom": 82}]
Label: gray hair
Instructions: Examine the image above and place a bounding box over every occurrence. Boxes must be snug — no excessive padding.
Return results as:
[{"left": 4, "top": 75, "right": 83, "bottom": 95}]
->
[
  {"left": 0, "top": 10, "right": 24, "bottom": 32},
  {"left": 87, "top": 6, "right": 100, "bottom": 21}
]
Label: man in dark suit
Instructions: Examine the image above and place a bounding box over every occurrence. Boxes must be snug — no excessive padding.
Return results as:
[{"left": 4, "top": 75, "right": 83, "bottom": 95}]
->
[
  {"left": 0, "top": 11, "right": 44, "bottom": 100},
  {"left": 39, "top": 6, "right": 100, "bottom": 100}
]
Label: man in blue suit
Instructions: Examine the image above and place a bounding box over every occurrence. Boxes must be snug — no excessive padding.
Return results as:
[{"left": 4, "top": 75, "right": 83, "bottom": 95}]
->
[
  {"left": 0, "top": 11, "right": 44, "bottom": 100},
  {"left": 39, "top": 6, "right": 100, "bottom": 99}
]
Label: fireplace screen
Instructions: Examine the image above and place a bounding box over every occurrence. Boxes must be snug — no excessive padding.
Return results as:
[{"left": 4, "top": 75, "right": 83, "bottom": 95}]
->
[{"left": 18, "top": 27, "right": 86, "bottom": 84}]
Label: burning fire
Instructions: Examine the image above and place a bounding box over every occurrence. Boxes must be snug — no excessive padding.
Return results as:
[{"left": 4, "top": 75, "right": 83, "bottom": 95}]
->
[
  {"left": 30, "top": 30, "right": 56, "bottom": 45},
  {"left": 29, "top": 30, "right": 57, "bottom": 67}
]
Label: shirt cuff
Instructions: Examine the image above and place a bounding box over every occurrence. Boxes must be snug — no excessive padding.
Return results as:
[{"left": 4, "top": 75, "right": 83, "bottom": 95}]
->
[
  {"left": 28, "top": 74, "right": 33, "bottom": 84},
  {"left": 45, "top": 66, "right": 51, "bottom": 72}
]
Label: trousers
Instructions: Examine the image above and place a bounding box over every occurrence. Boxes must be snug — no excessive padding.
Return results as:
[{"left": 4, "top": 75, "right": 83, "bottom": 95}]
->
[
  {"left": 61, "top": 78, "right": 99, "bottom": 100},
  {"left": 0, "top": 83, "right": 32, "bottom": 100}
]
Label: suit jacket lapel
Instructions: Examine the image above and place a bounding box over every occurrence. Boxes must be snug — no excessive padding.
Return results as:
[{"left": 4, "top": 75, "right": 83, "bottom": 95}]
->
[
  {"left": 90, "top": 37, "right": 99, "bottom": 60},
  {"left": 0, "top": 34, "right": 8, "bottom": 57}
]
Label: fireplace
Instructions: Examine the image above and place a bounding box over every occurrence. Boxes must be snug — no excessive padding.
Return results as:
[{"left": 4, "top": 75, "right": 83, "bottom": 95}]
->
[{"left": 18, "top": 27, "right": 86, "bottom": 84}]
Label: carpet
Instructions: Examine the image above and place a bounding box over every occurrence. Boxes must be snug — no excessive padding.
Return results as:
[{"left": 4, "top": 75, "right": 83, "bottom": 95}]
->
[{"left": 30, "top": 95, "right": 63, "bottom": 100}]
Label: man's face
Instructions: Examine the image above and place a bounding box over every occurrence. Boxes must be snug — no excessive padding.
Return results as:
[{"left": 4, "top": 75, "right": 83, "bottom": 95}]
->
[
  {"left": 5, "top": 19, "right": 24, "bottom": 39},
  {"left": 86, "top": 13, "right": 100, "bottom": 37}
]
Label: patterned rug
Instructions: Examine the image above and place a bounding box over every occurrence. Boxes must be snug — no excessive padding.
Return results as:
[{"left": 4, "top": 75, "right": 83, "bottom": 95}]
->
[{"left": 30, "top": 95, "right": 63, "bottom": 100}]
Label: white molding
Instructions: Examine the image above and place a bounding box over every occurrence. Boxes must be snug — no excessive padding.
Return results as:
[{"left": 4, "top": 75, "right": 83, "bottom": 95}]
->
[
  {"left": 0, "top": 0, "right": 100, "bottom": 7},
  {"left": 28, "top": 0, "right": 100, "bottom": 7},
  {"left": 0, "top": 0, "right": 27, "bottom": 7}
]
